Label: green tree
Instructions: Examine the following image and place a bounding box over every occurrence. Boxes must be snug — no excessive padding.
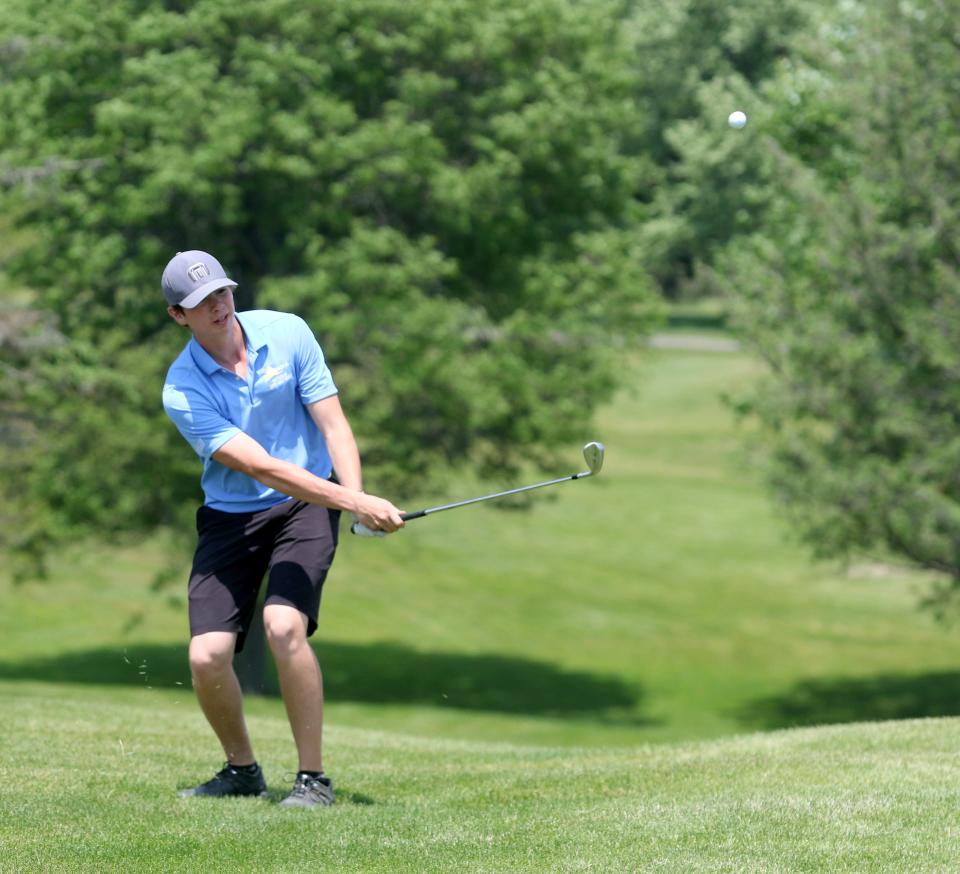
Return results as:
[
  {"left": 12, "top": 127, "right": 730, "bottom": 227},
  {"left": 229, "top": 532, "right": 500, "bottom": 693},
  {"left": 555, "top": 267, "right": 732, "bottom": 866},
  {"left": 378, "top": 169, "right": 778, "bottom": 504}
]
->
[
  {"left": 0, "top": 0, "right": 661, "bottom": 576},
  {"left": 625, "top": 0, "right": 814, "bottom": 297},
  {"left": 717, "top": 0, "right": 960, "bottom": 588}
]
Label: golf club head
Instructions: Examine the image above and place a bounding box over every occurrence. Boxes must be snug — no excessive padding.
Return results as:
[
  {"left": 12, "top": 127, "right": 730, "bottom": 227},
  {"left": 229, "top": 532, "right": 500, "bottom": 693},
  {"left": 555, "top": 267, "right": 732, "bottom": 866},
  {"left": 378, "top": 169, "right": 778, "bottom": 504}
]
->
[{"left": 582, "top": 441, "right": 605, "bottom": 475}]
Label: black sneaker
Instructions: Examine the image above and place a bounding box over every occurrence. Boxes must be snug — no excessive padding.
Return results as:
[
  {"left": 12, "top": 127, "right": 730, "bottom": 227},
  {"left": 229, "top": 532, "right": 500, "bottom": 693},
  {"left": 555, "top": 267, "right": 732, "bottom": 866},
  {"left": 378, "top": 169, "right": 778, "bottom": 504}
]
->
[
  {"left": 178, "top": 762, "right": 268, "bottom": 799},
  {"left": 279, "top": 772, "right": 335, "bottom": 808}
]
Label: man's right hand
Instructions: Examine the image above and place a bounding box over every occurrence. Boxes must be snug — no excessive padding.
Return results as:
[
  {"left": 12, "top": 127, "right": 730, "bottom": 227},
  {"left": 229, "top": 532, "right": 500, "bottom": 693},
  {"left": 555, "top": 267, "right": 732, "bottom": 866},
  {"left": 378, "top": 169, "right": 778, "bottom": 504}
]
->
[{"left": 352, "top": 493, "right": 405, "bottom": 534}]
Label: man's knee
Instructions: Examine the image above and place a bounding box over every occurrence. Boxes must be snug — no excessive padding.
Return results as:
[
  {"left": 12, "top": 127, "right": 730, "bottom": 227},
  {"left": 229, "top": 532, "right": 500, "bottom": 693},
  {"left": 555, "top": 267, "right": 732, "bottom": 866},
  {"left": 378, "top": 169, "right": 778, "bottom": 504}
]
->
[
  {"left": 263, "top": 605, "right": 308, "bottom": 658},
  {"left": 189, "top": 631, "right": 236, "bottom": 679}
]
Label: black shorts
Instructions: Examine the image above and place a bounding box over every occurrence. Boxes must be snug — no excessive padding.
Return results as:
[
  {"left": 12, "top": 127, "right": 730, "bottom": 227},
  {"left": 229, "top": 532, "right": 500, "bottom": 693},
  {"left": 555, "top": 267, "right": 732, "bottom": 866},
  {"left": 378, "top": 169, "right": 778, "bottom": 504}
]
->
[{"left": 187, "top": 499, "right": 341, "bottom": 653}]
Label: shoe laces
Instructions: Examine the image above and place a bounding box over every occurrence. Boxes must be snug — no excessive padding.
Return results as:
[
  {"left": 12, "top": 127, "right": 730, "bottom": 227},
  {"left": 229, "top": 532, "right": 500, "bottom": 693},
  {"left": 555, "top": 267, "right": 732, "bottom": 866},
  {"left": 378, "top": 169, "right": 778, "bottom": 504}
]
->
[
  {"left": 289, "top": 773, "right": 312, "bottom": 795},
  {"left": 217, "top": 762, "right": 256, "bottom": 781},
  {"left": 288, "top": 772, "right": 326, "bottom": 797}
]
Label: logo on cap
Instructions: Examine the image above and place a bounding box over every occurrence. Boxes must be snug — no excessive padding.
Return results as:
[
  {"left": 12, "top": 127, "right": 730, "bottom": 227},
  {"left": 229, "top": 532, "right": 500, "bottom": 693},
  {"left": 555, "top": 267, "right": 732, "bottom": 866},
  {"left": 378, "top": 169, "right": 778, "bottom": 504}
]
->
[{"left": 187, "top": 262, "right": 210, "bottom": 283}]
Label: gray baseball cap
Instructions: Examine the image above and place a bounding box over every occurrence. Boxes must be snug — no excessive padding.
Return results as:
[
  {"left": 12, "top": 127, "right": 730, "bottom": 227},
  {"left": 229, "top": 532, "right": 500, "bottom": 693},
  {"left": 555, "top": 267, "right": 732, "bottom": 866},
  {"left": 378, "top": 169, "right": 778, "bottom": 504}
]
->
[{"left": 162, "top": 250, "right": 237, "bottom": 309}]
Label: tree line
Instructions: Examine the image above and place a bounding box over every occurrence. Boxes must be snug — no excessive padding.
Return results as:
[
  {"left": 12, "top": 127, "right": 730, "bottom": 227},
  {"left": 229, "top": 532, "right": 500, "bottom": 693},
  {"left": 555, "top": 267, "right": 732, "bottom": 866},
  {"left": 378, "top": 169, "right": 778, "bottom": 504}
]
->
[{"left": 3, "top": 0, "right": 958, "bottom": 593}]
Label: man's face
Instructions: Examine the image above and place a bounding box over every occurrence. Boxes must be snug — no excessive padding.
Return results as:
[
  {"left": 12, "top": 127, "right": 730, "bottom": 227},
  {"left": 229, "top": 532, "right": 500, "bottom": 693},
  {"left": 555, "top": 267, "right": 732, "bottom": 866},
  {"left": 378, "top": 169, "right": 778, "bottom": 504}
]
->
[{"left": 168, "top": 287, "right": 236, "bottom": 337}]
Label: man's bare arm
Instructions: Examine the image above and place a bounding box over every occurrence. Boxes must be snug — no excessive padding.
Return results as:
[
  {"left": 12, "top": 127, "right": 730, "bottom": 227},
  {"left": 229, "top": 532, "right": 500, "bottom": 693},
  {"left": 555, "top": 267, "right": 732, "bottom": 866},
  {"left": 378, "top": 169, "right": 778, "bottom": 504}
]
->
[
  {"left": 306, "top": 395, "right": 362, "bottom": 492},
  {"left": 212, "top": 430, "right": 404, "bottom": 532}
]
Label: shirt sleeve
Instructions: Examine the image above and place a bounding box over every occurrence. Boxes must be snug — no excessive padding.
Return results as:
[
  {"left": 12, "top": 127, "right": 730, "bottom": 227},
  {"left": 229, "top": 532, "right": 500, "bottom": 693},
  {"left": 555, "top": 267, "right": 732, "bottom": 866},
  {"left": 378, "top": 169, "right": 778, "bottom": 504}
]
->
[
  {"left": 293, "top": 316, "right": 338, "bottom": 404},
  {"left": 162, "top": 380, "right": 241, "bottom": 461}
]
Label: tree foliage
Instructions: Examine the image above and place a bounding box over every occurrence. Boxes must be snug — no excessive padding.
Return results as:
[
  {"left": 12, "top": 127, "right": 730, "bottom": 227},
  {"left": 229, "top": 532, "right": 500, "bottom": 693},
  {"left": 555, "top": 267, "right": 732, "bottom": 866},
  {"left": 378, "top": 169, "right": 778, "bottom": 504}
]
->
[
  {"left": 717, "top": 0, "right": 960, "bottom": 584},
  {"left": 624, "top": 0, "right": 815, "bottom": 297},
  {"left": 9, "top": 0, "right": 956, "bottom": 600},
  {"left": 0, "top": 0, "right": 661, "bottom": 574}
]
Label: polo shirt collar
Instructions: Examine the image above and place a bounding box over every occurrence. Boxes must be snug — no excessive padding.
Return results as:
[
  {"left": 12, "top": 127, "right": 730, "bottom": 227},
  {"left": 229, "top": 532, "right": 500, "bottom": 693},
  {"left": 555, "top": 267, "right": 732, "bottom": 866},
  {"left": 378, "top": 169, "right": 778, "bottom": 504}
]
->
[
  {"left": 236, "top": 311, "right": 268, "bottom": 353},
  {"left": 188, "top": 311, "right": 267, "bottom": 375},
  {"left": 188, "top": 336, "right": 221, "bottom": 375}
]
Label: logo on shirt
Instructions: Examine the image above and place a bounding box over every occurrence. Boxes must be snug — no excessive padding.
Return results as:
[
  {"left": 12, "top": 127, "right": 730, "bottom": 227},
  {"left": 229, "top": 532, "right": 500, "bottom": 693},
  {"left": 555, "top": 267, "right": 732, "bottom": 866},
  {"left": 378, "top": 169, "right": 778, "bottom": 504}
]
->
[
  {"left": 261, "top": 363, "right": 293, "bottom": 390},
  {"left": 187, "top": 262, "right": 210, "bottom": 283}
]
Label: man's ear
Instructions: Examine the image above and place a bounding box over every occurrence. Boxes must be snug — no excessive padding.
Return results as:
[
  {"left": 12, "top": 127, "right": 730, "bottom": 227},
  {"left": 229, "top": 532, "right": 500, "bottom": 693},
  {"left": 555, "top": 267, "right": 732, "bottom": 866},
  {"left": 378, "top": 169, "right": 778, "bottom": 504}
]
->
[{"left": 167, "top": 305, "right": 187, "bottom": 325}]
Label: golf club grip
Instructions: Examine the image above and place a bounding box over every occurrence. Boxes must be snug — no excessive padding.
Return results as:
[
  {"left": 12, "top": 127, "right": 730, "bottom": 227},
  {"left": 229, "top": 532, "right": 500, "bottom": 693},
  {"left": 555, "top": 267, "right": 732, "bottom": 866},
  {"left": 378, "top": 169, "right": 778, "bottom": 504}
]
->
[
  {"left": 350, "top": 521, "right": 385, "bottom": 537},
  {"left": 350, "top": 509, "right": 426, "bottom": 537}
]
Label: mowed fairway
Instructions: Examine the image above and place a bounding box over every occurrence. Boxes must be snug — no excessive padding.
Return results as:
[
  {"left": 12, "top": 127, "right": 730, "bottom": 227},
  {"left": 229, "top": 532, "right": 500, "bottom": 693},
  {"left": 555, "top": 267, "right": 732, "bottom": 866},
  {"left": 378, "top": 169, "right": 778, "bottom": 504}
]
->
[
  {"left": 3, "top": 681, "right": 960, "bottom": 873},
  {"left": 2, "top": 345, "right": 960, "bottom": 751}
]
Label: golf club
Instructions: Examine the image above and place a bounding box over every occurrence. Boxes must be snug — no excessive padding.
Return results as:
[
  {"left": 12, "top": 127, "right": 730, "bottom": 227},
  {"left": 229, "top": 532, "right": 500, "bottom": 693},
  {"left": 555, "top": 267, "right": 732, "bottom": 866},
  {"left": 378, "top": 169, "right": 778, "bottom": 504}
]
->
[{"left": 351, "top": 441, "right": 605, "bottom": 537}]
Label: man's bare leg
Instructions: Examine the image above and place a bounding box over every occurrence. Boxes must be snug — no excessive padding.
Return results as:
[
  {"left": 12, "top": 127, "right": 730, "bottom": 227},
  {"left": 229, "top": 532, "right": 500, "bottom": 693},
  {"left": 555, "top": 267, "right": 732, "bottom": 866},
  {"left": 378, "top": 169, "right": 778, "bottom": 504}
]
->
[
  {"left": 188, "top": 631, "right": 256, "bottom": 765},
  {"left": 263, "top": 604, "right": 324, "bottom": 773}
]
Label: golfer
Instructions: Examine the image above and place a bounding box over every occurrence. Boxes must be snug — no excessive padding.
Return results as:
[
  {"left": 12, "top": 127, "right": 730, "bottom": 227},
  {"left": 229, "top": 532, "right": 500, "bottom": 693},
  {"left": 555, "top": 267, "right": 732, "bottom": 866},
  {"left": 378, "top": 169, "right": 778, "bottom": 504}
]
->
[{"left": 161, "top": 250, "right": 404, "bottom": 807}]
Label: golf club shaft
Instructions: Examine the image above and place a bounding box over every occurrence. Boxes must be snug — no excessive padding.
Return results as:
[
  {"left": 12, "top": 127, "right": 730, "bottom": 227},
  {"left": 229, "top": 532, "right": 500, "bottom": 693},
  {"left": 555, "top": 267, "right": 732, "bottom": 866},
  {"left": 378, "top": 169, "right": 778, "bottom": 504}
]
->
[
  {"left": 351, "top": 470, "right": 593, "bottom": 536},
  {"left": 410, "top": 470, "right": 594, "bottom": 517}
]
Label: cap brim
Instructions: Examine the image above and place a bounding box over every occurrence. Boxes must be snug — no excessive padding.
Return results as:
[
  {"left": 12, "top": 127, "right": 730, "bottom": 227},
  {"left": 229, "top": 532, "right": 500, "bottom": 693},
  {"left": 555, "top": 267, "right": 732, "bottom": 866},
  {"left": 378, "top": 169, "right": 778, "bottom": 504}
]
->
[{"left": 179, "top": 279, "right": 237, "bottom": 309}]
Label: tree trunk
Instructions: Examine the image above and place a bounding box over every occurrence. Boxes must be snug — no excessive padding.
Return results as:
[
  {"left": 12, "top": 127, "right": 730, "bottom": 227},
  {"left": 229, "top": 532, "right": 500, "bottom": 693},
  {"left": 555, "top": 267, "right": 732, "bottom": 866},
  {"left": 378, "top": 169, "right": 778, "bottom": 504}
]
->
[{"left": 233, "top": 591, "right": 277, "bottom": 695}]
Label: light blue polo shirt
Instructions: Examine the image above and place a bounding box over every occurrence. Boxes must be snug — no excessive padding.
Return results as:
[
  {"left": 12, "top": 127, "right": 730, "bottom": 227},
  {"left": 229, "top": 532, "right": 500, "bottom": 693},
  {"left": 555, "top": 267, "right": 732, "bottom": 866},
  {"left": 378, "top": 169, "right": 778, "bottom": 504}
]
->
[{"left": 162, "top": 310, "right": 338, "bottom": 512}]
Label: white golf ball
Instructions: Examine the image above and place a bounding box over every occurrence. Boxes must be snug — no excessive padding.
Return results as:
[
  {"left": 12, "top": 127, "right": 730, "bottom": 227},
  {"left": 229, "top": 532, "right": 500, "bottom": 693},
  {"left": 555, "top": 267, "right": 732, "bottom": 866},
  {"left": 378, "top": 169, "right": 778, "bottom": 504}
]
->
[{"left": 728, "top": 110, "right": 747, "bottom": 130}]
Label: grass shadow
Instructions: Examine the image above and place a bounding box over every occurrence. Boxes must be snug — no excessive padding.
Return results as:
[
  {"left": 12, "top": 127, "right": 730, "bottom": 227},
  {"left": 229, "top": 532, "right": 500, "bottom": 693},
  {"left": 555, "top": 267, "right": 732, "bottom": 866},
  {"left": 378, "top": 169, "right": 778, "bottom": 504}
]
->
[
  {"left": 317, "top": 641, "right": 647, "bottom": 721},
  {"left": 0, "top": 643, "right": 192, "bottom": 689},
  {"left": 0, "top": 639, "right": 650, "bottom": 724},
  {"left": 735, "top": 671, "right": 960, "bottom": 731}
]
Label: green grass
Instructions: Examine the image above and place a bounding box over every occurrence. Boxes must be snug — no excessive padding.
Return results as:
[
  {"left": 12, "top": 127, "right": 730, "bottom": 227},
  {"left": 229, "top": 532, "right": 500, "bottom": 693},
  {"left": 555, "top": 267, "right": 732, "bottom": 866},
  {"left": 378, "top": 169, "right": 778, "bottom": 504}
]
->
[
  {"left": 3, "top": 681, "right": 960, "bottom": 873},
  {"left": 2, "top": 346, "right": 958, "bottom": 750},
  {"left": 4, "top": 344, "right": 960, "bottom": 871}
]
